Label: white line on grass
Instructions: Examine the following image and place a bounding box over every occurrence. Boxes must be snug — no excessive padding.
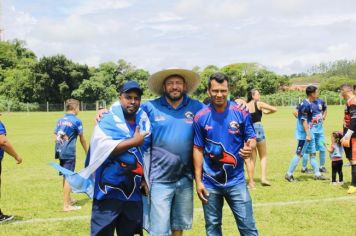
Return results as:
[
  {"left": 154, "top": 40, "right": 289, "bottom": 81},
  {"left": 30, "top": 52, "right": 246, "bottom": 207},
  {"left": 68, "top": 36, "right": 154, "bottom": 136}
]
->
[{"left": 7, "top": 196, "right": 356, "bottom": 225}]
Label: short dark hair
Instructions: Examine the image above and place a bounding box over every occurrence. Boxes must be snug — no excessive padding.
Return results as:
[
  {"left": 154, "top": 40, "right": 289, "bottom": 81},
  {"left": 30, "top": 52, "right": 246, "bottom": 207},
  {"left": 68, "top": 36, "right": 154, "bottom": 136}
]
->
[
  {"left": 208, "top": 72, "right": 229, "bottom": 89},
  {"left": 306, "top": 85, "right": 317, "bottom": 96},
  {"left": 65, "top": 99, "right": 79, "bottom": 111}
]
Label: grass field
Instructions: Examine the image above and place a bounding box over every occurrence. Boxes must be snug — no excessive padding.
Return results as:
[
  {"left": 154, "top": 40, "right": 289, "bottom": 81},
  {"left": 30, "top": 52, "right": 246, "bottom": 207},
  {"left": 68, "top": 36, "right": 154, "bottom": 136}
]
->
[{"left": 0, "top": 106, "right": 355, "bottom": 235}]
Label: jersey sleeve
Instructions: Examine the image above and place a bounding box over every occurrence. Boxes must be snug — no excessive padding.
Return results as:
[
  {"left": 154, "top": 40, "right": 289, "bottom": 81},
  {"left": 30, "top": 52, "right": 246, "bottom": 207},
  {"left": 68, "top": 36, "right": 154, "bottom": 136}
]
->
[
  {"left": 193, "top": 115, "right": 205, "bottom": 149},
  {"left": 298, "top": 102, "right": 309, "bottom": 121},
  {"left": 54, "top": 120, "right": 59, "bottom": 134},
  {"left": 243, "top": 112, "right": 256, "bottom": 141},
  {"left": 0, "top": 122, "right": 7, "bottom": 135},
  {"left": 75, "top": 119, "right": 84, "bottom": 135}
]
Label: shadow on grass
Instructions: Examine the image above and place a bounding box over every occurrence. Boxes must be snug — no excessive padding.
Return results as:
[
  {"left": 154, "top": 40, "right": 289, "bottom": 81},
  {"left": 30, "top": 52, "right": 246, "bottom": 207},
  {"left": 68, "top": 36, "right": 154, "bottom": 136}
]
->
[
  {"left": 340, "top": 181, "right": 351, "bottom": 189},
  {"left": 76, "top": 198, "right": 91, "bottom": 206}
]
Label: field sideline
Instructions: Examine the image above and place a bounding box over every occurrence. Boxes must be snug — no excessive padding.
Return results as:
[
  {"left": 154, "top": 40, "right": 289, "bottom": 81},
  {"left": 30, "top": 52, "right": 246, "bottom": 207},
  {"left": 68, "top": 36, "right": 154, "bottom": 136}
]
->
[{"left": 0, "top": 106, "right": 355, "bottom": 235}]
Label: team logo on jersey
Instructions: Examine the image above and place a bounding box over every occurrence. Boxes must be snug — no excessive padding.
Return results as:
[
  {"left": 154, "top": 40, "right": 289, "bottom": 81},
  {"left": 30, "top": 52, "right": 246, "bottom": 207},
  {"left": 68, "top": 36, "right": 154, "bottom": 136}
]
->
[
  {"left": 318, "top": 104, "right": 322, "bottom": 111},
  {"left": 228, "top": 121, "right": 240, "bottom": 134},
  {"left": 98, "top": 149, "right": 143, "bottom": 199},
  {"left": 204, "top": 139, "right": 237, "bottom": 186},
  {"left": 185, "top": 111, "right": 194, "bottom": 124}
]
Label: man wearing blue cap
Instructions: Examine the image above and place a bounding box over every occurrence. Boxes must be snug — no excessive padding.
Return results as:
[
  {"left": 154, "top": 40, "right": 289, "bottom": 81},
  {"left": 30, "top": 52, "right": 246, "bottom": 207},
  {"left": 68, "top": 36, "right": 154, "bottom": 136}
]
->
[{"left": 90, "top": 80, "right": 151, "bottom": 236}]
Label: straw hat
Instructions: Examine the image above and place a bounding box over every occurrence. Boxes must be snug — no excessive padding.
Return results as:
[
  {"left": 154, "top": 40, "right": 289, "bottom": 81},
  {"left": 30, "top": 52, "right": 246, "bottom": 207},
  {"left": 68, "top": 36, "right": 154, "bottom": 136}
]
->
[{"left": 148, "top": 68, "right": 201, "bottom": 95}]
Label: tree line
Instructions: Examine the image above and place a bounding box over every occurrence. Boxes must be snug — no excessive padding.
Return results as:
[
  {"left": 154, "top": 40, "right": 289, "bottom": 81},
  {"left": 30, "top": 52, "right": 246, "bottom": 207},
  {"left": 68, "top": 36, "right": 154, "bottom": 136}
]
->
[{"left": 1, "top": 40, "right": 355, "bottom": 107}]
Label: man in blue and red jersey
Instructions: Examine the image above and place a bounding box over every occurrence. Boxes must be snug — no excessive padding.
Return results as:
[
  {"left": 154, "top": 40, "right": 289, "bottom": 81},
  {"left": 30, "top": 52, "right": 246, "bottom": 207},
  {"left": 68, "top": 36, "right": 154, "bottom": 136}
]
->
[
  {"left": 285, "top": 85, "right": 327, "bottom": 182},
  {"left": 0, "top": 115, "right": 22, "bottom": 223},
  {"left": 141, "top": 68, "right": 204, "bottom": 236},
  {"left": 339, "top": 84, "right": 356, "bottom": 194},
  {"left": 54, "top": 99, "right": 88, "bottom": 211},
  {"left": 193, "top": 72, "right": 258, "bottom": 236}
]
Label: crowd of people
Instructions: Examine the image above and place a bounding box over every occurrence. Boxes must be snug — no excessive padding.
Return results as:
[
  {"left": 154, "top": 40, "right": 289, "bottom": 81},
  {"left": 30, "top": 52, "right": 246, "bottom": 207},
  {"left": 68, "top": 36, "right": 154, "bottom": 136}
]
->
[{"left": 0, "top": 68, "right": 355, "bottom": 236}]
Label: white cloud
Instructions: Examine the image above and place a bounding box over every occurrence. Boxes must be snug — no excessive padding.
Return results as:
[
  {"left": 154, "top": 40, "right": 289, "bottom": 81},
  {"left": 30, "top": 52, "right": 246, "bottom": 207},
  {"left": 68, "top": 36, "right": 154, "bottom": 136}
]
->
[{"left": 3, "top": 0, "right": 356, "bottom": 75}]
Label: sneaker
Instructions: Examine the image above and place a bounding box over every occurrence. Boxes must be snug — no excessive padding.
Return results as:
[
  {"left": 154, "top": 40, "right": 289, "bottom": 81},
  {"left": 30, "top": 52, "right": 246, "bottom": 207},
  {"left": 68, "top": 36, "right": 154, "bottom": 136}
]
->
[
  {"left": 285, "top": 174, "right": 295, "bottom": 182},
  {"left": 301, "top": 168, "right": 313, "bottom": 174},
  {"left": 338, "top": 181, "right": 344, "bottom": 185},
  {"left": 330, "top": 182, "right": 337, "bottom": 186},
  {"left": 314, "top": 175, "right": 328, "bottom": 180},
  {"left": 0, "top": 213, "right": 14, "bottom": 223},
  {"left": 347, "top": 186, "right": 356, "bottom": 194},
  {"left": 319, "top": 167, "right": 327, "bottom": 173}
]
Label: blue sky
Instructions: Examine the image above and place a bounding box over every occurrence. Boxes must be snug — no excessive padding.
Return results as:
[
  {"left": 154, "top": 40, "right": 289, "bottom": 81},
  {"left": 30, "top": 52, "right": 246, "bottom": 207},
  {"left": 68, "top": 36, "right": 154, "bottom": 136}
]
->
[{"left": 2, "top": 0, "right": 356, "bottom": 74}]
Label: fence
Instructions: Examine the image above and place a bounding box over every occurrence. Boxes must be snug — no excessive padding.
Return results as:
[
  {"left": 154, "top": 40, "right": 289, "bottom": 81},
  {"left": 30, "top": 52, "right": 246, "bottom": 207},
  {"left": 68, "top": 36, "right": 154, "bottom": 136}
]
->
[
  {"left": 262, "top": 95, "right": 344, "bottom": 107},
  {"left": 2, "top": 101, "right": 108, "bottom": 112},
  {"left": 0, "top": 96, "right": 345, "bottom": 112}
]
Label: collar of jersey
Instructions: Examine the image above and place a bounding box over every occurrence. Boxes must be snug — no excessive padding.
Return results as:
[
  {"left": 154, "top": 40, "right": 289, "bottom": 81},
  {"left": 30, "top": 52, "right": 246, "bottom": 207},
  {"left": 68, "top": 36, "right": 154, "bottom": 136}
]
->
[{"left": 210, "top": 100, "right": 230, "bottom": 114}]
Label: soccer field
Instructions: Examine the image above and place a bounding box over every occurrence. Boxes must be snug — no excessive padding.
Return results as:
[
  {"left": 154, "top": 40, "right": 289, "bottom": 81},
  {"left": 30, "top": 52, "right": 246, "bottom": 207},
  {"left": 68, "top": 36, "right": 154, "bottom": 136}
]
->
[{"left": 0, "top": 106, "right": 355, "bottom": 236}]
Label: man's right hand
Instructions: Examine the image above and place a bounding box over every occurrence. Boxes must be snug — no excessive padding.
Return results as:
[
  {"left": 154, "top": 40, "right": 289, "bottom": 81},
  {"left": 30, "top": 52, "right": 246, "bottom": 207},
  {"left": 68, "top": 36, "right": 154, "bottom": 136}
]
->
[
  {"left": 196, "top": 182, "right": 209, "bottom": 204},
  {"left": 95, "top": 108, "right": 109, "bottom": 123},
  {"left": 132, "top": 126, "right": 149, "bottom": 146}
]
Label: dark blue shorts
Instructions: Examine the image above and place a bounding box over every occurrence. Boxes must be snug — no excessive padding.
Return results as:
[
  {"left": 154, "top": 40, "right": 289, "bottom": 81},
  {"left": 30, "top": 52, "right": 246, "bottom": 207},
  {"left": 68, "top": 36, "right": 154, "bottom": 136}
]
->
[
  {"left": 59, "top": 159, "right": 76, "bottom": 175},
  {"left": 91, "top": 199, "right": 143, "bottom": 236}
]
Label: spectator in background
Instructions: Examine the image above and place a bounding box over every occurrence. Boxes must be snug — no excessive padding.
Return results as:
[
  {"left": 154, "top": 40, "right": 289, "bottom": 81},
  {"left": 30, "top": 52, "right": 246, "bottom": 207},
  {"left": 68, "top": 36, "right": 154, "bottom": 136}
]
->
[
  {"left": 245, "top": 89, "right": 277, "bottom": 188},
  {"left": 0, "top": 114, "right": 23, "bottom": 223},
  {"left": 339, "top": 84, "right": 356, "bottom": 194},
  {"left": 54, "top": 99, "right": 88, "bottom": 212}
]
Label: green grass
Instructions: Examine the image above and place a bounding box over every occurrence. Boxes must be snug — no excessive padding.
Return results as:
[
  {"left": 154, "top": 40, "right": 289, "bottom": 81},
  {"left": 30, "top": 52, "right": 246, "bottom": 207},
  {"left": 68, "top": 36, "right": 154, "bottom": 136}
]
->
[{"left": 0, "top": 106, "right": 355, "bottom": 235}]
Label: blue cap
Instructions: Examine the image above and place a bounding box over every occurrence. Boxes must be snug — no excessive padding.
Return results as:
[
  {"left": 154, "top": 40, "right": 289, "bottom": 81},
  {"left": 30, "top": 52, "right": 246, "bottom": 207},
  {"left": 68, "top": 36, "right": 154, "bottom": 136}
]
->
[{"left": 120, "top": 81, "right": 143, "bottom": 95}]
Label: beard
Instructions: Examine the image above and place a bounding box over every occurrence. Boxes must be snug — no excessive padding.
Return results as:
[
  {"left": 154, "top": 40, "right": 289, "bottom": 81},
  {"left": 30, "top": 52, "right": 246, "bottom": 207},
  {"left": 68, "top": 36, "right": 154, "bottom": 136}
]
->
[
  {"left": 164, "top": 91, "right": 186, "bottom": 102},
  {"left": 122, "top": 105, "right": 138, "bottom": 120}
]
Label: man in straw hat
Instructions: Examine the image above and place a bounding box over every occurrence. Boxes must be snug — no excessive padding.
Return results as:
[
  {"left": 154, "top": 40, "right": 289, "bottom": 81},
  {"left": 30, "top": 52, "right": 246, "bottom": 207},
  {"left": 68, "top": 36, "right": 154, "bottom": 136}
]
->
[{"left": 141, "top": 68, "right": 204, "bottom": 236}]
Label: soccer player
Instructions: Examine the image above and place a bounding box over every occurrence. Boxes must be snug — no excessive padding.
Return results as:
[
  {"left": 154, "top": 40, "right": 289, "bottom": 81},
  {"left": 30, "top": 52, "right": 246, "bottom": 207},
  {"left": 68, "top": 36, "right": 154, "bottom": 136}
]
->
[
  {"left": 54, "top": 99, "right": 88, "bottom": 211},
  {"left": 90, "top": 81, "right": 150, "bottom": 235},
  {"left": 296, "top": 96, "right": 328, "bottom": 173},
  {"left": 0, "top": 115, "right": 23, "bottom": 223},
  {"left": 142, "top": 68, "right": 204, "bottom": 236},
  {"left": 285, "top": 85, "right": 327, "bottom": 182},
  {"left": 311, "top": 97, "right": 327, "bottom": 172},
  {"left": 193, "top": 72, "right": 258, "bottom": 236},
  {"left": 339, "top": 84, "right": 356, "bottom": 194}
]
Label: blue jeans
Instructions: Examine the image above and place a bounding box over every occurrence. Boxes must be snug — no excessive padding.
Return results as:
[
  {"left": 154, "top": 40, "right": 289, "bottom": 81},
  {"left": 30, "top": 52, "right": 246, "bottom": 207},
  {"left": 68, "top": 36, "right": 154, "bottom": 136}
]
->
[
  {"left": 148, "top": 177, "right": 193, "bottom": 236},
  {"left": 203, "top": 183, "right": 258, "bottom": 236}
]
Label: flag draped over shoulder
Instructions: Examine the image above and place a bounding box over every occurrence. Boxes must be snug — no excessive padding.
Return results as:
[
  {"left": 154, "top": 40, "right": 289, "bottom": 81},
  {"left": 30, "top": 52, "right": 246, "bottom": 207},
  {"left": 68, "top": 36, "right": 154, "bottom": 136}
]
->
[{"left": 50, "top": 101, "right": 151, "bottom": 198}]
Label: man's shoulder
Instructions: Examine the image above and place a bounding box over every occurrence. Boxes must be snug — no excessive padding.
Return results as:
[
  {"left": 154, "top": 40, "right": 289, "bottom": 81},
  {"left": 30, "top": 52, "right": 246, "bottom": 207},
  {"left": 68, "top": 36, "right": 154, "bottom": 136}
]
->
[
  {"left": 194, "top": 106, "right": 212, "bottom": 122},
  {"left": 186, "top": 97, "right": 204, "bottom": 112}
]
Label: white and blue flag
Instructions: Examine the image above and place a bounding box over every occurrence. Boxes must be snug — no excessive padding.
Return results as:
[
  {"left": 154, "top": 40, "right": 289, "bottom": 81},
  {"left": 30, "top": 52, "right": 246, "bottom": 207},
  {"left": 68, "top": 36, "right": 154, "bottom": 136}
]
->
[{"left": 50, "top": 101, "right": 151, "bottom": 198}]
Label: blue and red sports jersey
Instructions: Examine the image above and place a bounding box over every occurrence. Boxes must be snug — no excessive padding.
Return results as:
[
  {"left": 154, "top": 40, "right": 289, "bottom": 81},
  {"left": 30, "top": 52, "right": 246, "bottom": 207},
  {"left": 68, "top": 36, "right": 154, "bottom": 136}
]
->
[
  {"left": 295, "top": 99, "right": 314, "bottom": 140},
  {"left": 193, "top": 101, "right": 256, "bottom": 189},
  {"left": 0, "top": 121, "right": 7, "bottom": 159},
  {"left": 141, "top": 95, "right": 204, "bottom": 183},
  {"left": 93, "top": 121, "right": 144, "bottom": 201},
  {"left": 310, "top": 98, "right": 326, "bottom": 134},
  {"left": 54, "top": 113, "right": 83, "bottom": 160}
]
